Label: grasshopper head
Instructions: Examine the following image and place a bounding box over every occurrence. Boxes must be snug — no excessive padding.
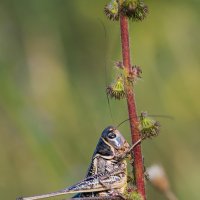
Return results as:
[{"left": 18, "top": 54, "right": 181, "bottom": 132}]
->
[
  {"left": 94, "top": 126, "right": 130, "bottom": 159},
  {"left": 102, "top": 126, "right": 130, "bottom": 150}
]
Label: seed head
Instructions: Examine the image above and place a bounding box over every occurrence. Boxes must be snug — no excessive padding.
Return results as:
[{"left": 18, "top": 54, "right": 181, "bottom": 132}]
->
[
  {"left": 127, "top": 65, "right": 142, "bottom": 83},
  {"left": 106, "top": 76, "right": 126, "bottom": 100},
  {"left": 121, "top": 0, "right": 148, "bottom": 21},
  {"left": 104, "top": 0, "right": 120, "bottom": 21},
  {"left": 139, "top": 112, "right": 160, "bottom": 139}
]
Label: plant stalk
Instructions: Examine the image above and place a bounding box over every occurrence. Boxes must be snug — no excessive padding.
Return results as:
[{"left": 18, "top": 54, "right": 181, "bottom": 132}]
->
[{"left": 119, "top": 15, "right": 146, "bottom": 200}]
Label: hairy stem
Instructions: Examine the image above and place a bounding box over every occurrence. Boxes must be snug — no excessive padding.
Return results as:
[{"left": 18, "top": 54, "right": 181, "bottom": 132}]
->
[{"left": 119, "top": 15, "right": 146, "bottom": 200}]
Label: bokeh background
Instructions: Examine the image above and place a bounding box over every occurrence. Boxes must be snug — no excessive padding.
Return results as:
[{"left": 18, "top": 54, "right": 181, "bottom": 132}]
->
[{"left": 0, "top": 0, "right": 199, "bottom": 199}]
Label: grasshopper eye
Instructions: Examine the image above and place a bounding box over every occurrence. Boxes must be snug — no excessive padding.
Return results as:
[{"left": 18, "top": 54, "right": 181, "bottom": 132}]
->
[{"left": 108, "top": 132, "right": 116, "bottom": 139}]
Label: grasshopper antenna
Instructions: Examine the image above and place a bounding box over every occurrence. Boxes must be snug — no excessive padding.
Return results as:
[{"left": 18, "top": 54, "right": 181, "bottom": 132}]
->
[
  {"left": 98, "top": 18, "right": 114, "bottom": 124},
  {"left": 116, "top": 114, "right": 174, "bottom": 128},
  {"left": 116, "top": 118, "right": 130, "bottom": 128},
  {"left": 145, "top": 115, "right": 174, "bottom": 120}
]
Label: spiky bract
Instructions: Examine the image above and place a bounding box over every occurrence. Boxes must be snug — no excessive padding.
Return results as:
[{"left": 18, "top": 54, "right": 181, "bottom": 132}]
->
[
  {"left": 127, "top": 65, "right": 142, "bottom": 83},
  {"left": 104, "top": 0, "right": 119, "bottom": 21},
  {"left": 107, "top": 76, "right": 126, "bottom": 100},
  {"left": 121, "top": 0, "right": 148, "bottom": 21},
  {"left": 115, "top": 61, "right": 124, "bottom": 69},
  {"left": 139, "top": 112, "right": 160, "bottom": 139}
]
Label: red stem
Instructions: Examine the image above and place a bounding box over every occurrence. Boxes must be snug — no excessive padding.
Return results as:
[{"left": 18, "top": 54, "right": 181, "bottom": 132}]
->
[{"left": 119, "top": 15, "right": 146, "bottom": 199}]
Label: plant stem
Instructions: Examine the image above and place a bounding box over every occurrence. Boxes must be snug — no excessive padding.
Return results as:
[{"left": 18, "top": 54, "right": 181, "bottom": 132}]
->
[{"left": 119, "top": 15, "right": 146, "bottom": 200}]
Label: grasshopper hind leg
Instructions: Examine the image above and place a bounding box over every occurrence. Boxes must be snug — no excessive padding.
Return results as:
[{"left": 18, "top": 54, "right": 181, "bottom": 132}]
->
[
  {"left": 72, "top": 192, "right": 97, "bottom": 198},
  {"left": 96, "top": 190, "right": 126, "bottom": 200},
  {"left": 73, "top": 190, "right": 123, "bottom": 198}
]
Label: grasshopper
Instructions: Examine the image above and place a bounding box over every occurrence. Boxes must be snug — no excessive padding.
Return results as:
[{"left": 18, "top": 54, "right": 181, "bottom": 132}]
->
[{"left": 17, "top": 126, "right": 140, "bottom": 200}]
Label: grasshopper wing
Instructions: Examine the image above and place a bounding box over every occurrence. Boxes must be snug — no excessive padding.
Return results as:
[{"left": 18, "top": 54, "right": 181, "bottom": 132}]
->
[{"left": 17, "top": 168, "right": 126, "bottom": 200}]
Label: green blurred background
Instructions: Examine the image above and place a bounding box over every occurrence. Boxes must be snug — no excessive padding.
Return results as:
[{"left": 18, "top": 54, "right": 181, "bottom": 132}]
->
[{"left": 0, "top": 0, "right": 199, "bottom": 199}]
